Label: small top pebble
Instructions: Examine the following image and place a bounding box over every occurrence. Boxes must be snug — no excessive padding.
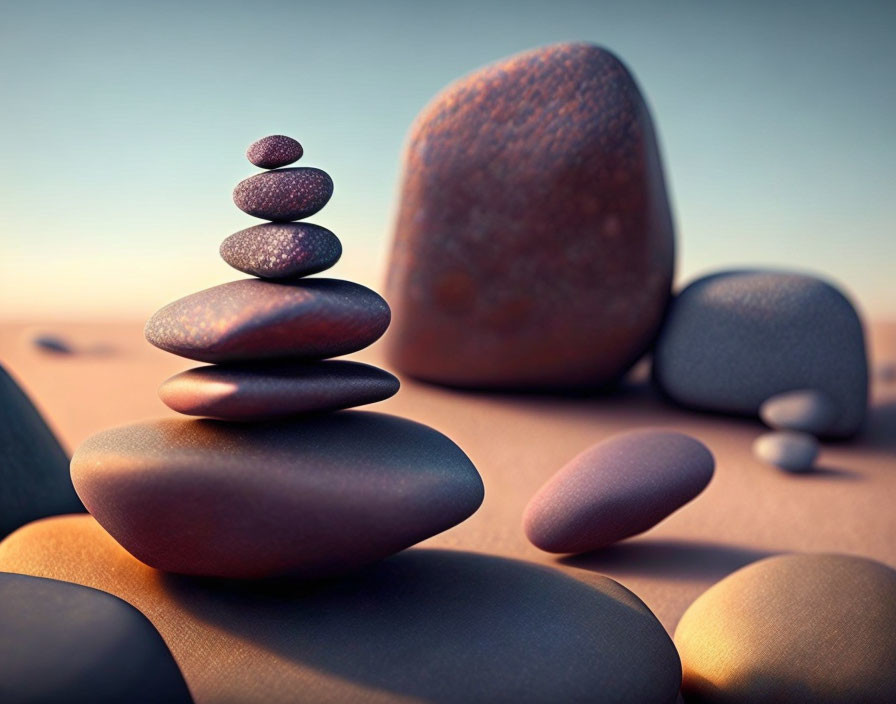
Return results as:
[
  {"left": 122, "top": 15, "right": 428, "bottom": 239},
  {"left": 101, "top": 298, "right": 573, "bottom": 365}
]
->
[
  {"left": 759, "top": 389, "right": 839, "bottom": 435},
  {"left": 247, "top": 135, "right": 303, "bottom": 169}
]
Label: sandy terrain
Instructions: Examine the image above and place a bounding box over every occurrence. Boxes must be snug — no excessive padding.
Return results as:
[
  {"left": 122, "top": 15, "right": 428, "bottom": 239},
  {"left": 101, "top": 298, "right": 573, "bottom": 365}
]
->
[{"left": 1, "top": 318, "right": 894, "bottom": 635}]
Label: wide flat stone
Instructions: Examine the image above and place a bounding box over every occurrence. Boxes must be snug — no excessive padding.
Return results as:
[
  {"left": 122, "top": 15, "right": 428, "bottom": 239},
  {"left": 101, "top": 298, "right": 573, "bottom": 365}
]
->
[
  {"left": 144, "top": 278, "right": 390, "bottom": 363},
  {"left": 0, "top": 571, "right": 191, "bottom": 703},
  {"left": 675, "top": 553, "right": 896, "bottom": 702},
  {"left": 0, "top": 363, "right": 84, "bottom": 538},
  {"left": 159, "top": 360, "right": 399, "bottom": 420},
  {"left": 0, "top": 515, "right": 682, "bottom": 704},
  {"left": 70, "top": 412, "right": 483, "bottom": 578}
]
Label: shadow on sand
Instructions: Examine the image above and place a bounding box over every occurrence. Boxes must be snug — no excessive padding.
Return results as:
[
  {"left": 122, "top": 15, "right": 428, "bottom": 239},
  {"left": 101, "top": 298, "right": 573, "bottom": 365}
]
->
[
  {"left": 560, "top": 538, "right": 775, "bottom": 583},
  {"left": 161, "top": 549, "right": 680, "bottom": 703}
]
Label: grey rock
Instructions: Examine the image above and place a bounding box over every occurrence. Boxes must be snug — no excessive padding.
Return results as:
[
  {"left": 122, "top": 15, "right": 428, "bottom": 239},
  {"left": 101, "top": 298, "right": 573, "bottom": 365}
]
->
[
  {"left": 0, "top": 572, "right": 191, "bottom": 703},
  {"left": 0, "top": 363, "right": 84, "bottom": 538},
  {"left": 753, "top": 431, "right": 819, "bottom": 472},
  {"left": 219, "top": 222, "right": 341, "bottom": 279},
  {"left": 759, "top": 389, "right": 839, "bottom": 434},
  {"left": 653, "top": 270, "right": 868, "bottom": 437}
]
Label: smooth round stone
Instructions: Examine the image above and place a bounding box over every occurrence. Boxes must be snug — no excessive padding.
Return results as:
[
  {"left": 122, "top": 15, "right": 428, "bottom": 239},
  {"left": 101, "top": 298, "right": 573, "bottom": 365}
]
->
[
  {"left": 752, "top": 431, "right": 819, "bottom": 473},
  {"left": 0, "top": 515, "right": 682, "bottom": 704},
  {"left": 159, "top": 360, "right": 400, "bottom": 420},
  {"left": 144, "top": 278, "right": 390, "bottom": 364},
  {"left": 0, "top": 572, "right": 191, "bottom": 703},
  {"left": 233, "top": 167, "right": 333, "bottom": 222},
  {"left": 246, "top": 134, "right": 303, "bottom": 169},
  {"left": 70, "top": 412, "right": 484, "bottom": 579},
  {"left": 219, "top": 222, "right": 341, "bottom": 279},
  {"left": 386, "top": 42, "right": 674, "bottom": 389},
  {"left": 759, "top": 388, "right": 839, "bottom": 434},
  {"left": 524, "top": 429, "right": 714, "bottom": 554},
  {"left": 675, "top": 553, "right": 896, "bottom": 702},
  {"left": 653, "top": 270, "right": 868, "bottom": 438},
  {"left": 0, "top": 363, "right": 84, "bottom": 538}
]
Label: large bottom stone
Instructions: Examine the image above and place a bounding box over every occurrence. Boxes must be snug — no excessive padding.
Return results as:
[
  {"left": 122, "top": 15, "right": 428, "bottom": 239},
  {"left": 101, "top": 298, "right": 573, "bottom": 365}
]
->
[
  {"left": 71, "top": 411, "right": 483, "bottom": 578},
  {"left": 0, "top": 571, "right": 191, "bottom": 703},
  {"left": 0, "top": 515, "right": 681, "bottom": 704}
]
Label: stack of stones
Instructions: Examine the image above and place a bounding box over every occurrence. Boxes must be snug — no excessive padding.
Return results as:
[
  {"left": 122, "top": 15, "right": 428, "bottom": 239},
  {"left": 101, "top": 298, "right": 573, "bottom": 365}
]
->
[{"left": 69, "top": 136, "right": 484, "bottom": 580}]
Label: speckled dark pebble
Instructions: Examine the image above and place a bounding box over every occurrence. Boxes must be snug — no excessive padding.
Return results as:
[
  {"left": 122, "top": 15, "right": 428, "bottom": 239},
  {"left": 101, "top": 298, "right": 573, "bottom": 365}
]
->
[
  {"left": 144, "top": 278, "right": 390, "bottom": 363},
  {"left": 246, "top": 135, "right": 303, "bottom": 169},
  {"left": 233, "top": 168, "right": 333, "bottom": 222},
  {"left": 220, "top": 222, "right": 341, "bottom": 279},
  {"left": 159, "top": 360, "right": 399, "bottom": 420},
  {"left": 0, "top": 572, "right": 192, "bottom": 703},
  {"left": 386, "top": 42, "right": 674, "bottom": 389}
]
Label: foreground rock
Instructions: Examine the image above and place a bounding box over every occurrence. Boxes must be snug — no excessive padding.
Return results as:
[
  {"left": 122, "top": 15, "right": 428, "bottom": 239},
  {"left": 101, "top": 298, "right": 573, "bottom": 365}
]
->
[
  {"left": 220, "top": 222, "right": 341, "bottom": 279},
  {"left": 159, "top": 361, "right": 399, "bottom": 420},
  {"left": 753, "top": 431, "right": 819, "bottom": 473},
  {"left": 653, "top": 270, "right": 868, "bottom": 438},
  {"left": 246, "top": 135, "right": 303, "bottom": 169},
  {"left": 0, "top": 572, "right": 191, "bottom": 703},
  {"left": 675, "top": 553, "right": 896, "bottom": 702},
  {"left": 233, "top": 168, "right": 333, "bottom": 221},
  {"left": 524, "top": 429, "right": 714, "bottom": 553},
  {"left": 0, "top": 515, "right": 682, "bottom": 704},
  {"left": 386, "top": 42, "right": 674, "bottom": 389},
  {"left": 144, "top": 278, "right": 390, "bottom": 363},
  {"left": 0, "top": 363, "right": 84, "bottom": 538},
  {"left": 71, "top": 412, "right": 483, "bottom": 578}
]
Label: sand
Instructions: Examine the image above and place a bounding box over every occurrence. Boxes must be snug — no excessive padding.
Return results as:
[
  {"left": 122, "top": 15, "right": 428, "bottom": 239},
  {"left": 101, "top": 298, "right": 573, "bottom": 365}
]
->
[{"left": 1, "top": 318, "right": 894, "bottom": 635}]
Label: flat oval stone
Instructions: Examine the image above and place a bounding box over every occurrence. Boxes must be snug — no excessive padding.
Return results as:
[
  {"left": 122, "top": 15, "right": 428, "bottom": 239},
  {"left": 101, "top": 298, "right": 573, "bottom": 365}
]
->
[
  {"left": 653, "top": 270, "right": 868, "bottom": 438},
  {"left": 70, "top": 412, "right": 484, "bottom": 579},
  {"left": 675, "top": 553, "right": 896, "bottom": 702},
  {"left": 524, "top": 429, "right": 714, "bottom": 554},
  {"left": 233, "top": 167, "right": 333, "bottom": 222},
  {"left": 0, "top": 515, "right": 682, "bottom": 703},
  {"left": 759, "top": 389, "right": 839, "bottom": 434},
  {"left": 752, "top": 431, "right": 819, "bottom": 472},
  {"left": 144, "top": 278, "right": 390, "bottom": 364},
  {"left": 0, "top": 572, "right": 191, "bottom": 703},
  {"left": 1, "top": 363, "right": 84, "bottom": 538},
  {"left": 386, "top": 42, "right": 674, "bottom": 389},
  {"left": 159, "top": 360, "right": 399, "bottom": 420},
  {"left": 219, "top": 222, "right": 341, "bottom": 279},
  {"left": 246, "top": 135, "right": 303, "bottom": 169}
]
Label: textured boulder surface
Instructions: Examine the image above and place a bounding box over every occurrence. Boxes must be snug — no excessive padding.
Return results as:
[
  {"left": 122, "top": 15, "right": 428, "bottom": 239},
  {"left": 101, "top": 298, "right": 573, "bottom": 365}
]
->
[
  {"left": 0, "top": 515, "right": 682, "bottom": 704},
  {"left": 70, "top": 412, "right": 484, "bottom": 578},
  {"left": 0, "top": 572, "right": 191, "bottom": 703},
  {"left": 653, "top": 270, "right": 868, "bottom": 437},
  {"left": 0, "top": 363, "right": 84, "bottom": 537},
  {"left": 386, "top": 41, "right": 674, "bottom": 389},
  {"left": 675, "top": 553, "right": 896, "bottom": 703}
]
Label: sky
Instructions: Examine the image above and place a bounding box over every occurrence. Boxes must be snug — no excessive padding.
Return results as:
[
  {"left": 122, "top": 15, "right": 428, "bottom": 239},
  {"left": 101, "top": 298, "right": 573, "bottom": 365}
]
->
[{"left": 1, "top": 0, "right": 894, "bottom": 319}]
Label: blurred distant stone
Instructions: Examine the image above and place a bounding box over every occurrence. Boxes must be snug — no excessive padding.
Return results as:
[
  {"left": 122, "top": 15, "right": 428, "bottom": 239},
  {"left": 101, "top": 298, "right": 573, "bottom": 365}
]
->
[
  {"left": 386, "top": 42, "right": 674, "bottom": 389},
  {"left": 753, "top": 431, "right": 819, "bottom": 473},
  {"left": 759, "top": 389, "right": 839, "bottom": 435},
  {"left": 32, "top": 333, "right": 74, "bottom": 355},
  {"left": 877, "top": 361, "right": 896, "bottom": 384},
  {"left": 246, "top": 134, "right": 303, "bottom": 169},
  {"left": 0, "top": 363, "right": 84, "bottom": 538}
]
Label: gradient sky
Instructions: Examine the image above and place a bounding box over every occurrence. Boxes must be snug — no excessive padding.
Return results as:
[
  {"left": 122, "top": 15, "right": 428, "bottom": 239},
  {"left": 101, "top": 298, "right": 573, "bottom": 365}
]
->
[{"left": 1, "top": 0, "right": 894, "bottom": 319}]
